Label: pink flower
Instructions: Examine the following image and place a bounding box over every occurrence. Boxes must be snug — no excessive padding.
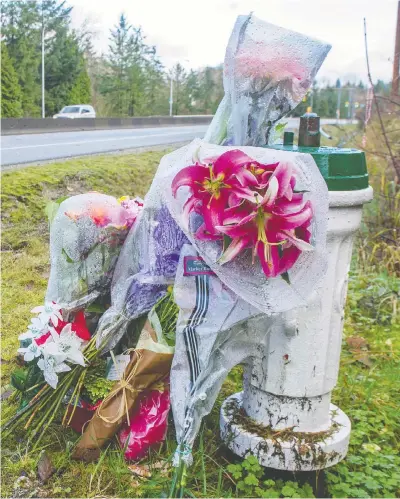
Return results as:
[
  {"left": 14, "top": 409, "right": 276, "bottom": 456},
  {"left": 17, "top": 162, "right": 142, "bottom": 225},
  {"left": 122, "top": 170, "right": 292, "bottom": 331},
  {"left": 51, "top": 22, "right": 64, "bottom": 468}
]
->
[
  {"left": 173, "top": 150, "right": 314, "bottom": 279},
  {"left": 216, "top": 162, "right": 313, "bottom": 278},
  {"left": 119, "top": 196, "right": 143, "bottom": 228},
  {"left": 172, "top": 150, "right": 269, "bottom": 238},
  {"left": 233, "top": 48, "right": 308, "bottom": 99}
]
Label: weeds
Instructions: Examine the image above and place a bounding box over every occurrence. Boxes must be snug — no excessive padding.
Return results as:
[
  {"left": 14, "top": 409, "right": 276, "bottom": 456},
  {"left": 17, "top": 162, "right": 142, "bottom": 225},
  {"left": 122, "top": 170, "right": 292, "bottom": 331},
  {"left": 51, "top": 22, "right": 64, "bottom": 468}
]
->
[{"left": 1, "top": 132, "right": 399, "bottom": 498}]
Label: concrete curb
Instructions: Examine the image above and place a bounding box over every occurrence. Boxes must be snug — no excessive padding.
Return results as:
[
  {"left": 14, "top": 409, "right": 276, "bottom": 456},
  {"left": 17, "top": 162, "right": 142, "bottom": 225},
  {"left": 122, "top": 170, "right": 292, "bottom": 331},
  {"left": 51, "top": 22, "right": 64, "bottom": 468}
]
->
[{"left": 1, "top": 116, "right": 213, "bottom": 136}]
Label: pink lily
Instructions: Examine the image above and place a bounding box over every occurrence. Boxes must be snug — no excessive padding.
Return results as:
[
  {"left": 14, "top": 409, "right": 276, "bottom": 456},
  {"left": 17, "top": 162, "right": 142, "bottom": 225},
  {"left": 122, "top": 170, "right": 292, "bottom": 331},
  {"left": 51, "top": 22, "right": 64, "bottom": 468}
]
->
[
  {"left": 172, "top": 150, "right": 259, "bottom": 237},
  {"left": 216, "top": 166, "right": 313, "bottom": 278}
]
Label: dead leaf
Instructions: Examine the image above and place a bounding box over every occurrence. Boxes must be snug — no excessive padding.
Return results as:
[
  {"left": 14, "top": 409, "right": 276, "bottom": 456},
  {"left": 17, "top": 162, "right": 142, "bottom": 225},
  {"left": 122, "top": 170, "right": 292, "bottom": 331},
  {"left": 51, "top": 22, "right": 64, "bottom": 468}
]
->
[
  {"left": 66, "top": 186, "right": 74, "bottom": 192},
  {"left": 37, "top": 451, "right": 55, "bottom": 483},
  {"left": 128, "top": 464, "right": 151, "bottom": 478},
  {"left": 131, "top": 479, "right": 142, "bottom": 488},
  {"left": 346, "top": 336, "right": 368, "bottom": 350},
  {"left": 346, "top": 336, "right": 372, "bottom": 367},
  {"left": 356, "top": 354, "right": 373, "bottom": 367}
]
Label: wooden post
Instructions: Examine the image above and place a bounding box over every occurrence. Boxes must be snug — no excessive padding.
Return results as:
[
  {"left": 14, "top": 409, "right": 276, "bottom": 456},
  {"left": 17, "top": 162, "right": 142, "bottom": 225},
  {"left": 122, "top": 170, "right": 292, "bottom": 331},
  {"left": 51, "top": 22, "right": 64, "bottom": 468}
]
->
[{"left": 392, "top": 1, "right": 400, "bottom": 98}]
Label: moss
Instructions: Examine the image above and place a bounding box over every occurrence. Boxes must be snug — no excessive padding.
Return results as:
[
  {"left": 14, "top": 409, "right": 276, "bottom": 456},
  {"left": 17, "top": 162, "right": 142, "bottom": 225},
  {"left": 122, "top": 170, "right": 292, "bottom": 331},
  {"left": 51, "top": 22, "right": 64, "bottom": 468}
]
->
[
  {"left": 225, "top": 398, "right": 339, "bottom": 445},
  {"left": 224, "top": 397, "right": 341, "bottom": 470}
]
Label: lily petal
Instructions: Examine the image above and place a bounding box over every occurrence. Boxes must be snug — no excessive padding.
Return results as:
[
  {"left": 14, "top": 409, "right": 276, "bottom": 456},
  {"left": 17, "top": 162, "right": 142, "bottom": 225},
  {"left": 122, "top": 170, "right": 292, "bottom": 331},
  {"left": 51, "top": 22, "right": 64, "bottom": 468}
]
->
[
  {"left": 213, "top": 149, "right": 254, "bottom": 177},
  {"left": 257, "top": 242, "right": 280, "bottom": 278},
  {"left": 182, "top": 195, "right": 198, "bottom": 228},
  {"left": 233, "top": 167, "right": 259, "bottom": 187},
  {"left": 202, "top": 194, "right": 229, "bottom": 235},
  {"left": 274, "top": 193, "right": 305, "bottom": 214},
  {"left": 280, "top": 230, "right": 314, "bottom": 251},
  {"left": 279, "top": 246, "right": 302, "bottom": 274},
  {"left": 219, "top": 236, "right": 252, "bottom": 264},
  {"left": 195, "top": 224, "right": 223, "bottom": 240},
  {"left": 171, "top": 165, "right": 208, "bottom": 197},
  {"left": 261, "top": 176, "right": 279, "bottom": 207},
  {"left": 269, "top": 202, "right": 312, "bottom": 231},
  {"left": 270, "top": 162, "right": 293, "bottom": 197},
  {"left": 215, "top": 221, "right": 255, "bottom": 239}
]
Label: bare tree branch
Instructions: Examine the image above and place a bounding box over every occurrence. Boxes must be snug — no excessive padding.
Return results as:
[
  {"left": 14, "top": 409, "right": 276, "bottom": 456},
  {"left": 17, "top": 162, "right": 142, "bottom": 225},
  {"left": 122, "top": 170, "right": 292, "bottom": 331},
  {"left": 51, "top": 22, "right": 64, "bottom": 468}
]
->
[{"left": 364, "top": 18, "right": 400, "bottom": 181}]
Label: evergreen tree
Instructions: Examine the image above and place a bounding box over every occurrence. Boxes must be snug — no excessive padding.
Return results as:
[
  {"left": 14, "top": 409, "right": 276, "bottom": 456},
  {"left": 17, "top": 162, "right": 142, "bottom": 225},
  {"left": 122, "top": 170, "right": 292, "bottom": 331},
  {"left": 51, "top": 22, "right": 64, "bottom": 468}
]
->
[
  {"left": 44, "top": 28, "right": 87, "bottom": 115},
  {"left": 172, "top": 63, "right": 186, "bottom": 115},
  {"left": 68, "top": 69, "right": 91, "bottom": 104},
  {"left": 101, "top": 13, "right": 166, "bottom": 116},
  {"left": 1, "top": 0, "right": 41, "bottom": 116},
  {"left": 1, "top": 42, "right": 23, "bottom": 117}
]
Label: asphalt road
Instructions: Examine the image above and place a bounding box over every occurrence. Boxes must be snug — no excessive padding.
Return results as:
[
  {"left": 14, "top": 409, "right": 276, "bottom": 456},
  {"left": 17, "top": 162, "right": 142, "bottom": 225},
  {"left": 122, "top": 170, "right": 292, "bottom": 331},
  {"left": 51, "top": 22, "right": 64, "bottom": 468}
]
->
[
  {"left": 1, "top": 125, "right": 209, "bottom": 167},
  {"left": 1, "top": 119, "right": 355, "bottom": 167}
]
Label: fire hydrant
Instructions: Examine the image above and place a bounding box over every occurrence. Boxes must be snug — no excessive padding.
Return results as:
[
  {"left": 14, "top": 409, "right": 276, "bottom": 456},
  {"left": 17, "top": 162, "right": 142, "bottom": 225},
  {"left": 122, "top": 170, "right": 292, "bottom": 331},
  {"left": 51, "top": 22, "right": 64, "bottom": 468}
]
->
[{"left": 220, "top": 114, "right": 373, "bottom": 471}]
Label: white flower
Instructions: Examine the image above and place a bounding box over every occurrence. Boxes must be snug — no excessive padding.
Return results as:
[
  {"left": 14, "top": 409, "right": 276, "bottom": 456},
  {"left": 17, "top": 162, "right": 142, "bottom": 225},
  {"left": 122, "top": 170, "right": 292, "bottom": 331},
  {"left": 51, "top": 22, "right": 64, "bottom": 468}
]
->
[
  {"left": 47, "top": 324, "right": 86, "bottom": 367},
  {"left": 40, "top": 339, "right": 68, "bottom": 365},
  {"left": 31, "top": 302, "right": 62, "bottom": 327},
  {"left": 37, "top": 354, "right": 71, "bottom": 389},
  {"left": 19, "top": 316, "right": 49, "bottom": 341},
  {"left": 17, "top": 341, "right": 42, "bottom": 362}
]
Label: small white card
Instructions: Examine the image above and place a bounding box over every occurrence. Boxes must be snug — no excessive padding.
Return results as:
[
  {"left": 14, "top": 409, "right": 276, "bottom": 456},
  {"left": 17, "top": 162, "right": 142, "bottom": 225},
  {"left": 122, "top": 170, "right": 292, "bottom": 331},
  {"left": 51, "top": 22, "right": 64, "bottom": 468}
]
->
[{"left": 106, "top": 354, "right": 130, "bottom": 381}]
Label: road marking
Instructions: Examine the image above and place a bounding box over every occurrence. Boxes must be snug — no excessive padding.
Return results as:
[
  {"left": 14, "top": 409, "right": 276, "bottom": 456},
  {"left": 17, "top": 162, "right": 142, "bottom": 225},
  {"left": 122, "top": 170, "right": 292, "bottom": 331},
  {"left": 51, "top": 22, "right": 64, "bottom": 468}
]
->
[{"left": 2, "top": 130, "right": 202, "bottom": 151}]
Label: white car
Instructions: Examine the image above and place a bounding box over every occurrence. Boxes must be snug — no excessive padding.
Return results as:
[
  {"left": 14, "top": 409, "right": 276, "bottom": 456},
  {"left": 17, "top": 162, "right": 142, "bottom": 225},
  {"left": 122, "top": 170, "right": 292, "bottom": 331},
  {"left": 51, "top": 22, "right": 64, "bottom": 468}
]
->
[{"left": 53, "top": 105, "right": 96, "bottom": 119}]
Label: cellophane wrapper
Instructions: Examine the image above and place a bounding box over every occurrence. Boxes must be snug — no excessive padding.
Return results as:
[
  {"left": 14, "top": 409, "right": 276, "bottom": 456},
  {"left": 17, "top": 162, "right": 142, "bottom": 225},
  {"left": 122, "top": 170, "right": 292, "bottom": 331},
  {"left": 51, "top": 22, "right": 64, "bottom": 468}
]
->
[
  {"left": 119, "top": 388, "right": 170, "bottom": 461},
  {"left": 46, "top": 193, "right": 131, "bottom": 313},
  {"left": 95, "top": 156, "right": 189, "bottom": 352},
  {"left": 171, "top": 244, "right": 263, "bottom": 465},
  {"left": 204, "top": 14, "right": 331, "bottom": 146},
  {"left": 163, "top": 139, "right": 329, "bottom": 316}
]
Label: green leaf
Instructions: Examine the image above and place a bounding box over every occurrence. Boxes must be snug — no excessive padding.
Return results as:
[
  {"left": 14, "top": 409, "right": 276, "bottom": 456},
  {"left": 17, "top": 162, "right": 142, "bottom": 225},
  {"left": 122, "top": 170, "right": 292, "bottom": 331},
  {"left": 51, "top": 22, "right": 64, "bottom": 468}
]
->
[
  {"left": 62, "top": 247, "right": 75, "bottom": 263},
  {"left": 85, "top": 303, "right": 107, "bottom": 314},
  {"left": 281, "top": 272, "right": 291, "bottom": 285},
  {"left": 299, "top": 483, "right": 315, "bottom": 498},
  {"left": 364, "top": 478, "right": 382, "bottom": 491},
  {"left": 244, "top": 473, "right": 259, "bottom": 486},
  {"left": 348, "top": 488, "right": 370, "bottom": 498},
  {"left": 11, "top": 369, "right": 27, "bottom": 392},
  {"left": 281, "top": 485, "right": 297, "bottom": 497},
  {"left": 223, "top": 234, "right": 232, "bottom": 252},
  {"left": 256, "top": 487, "right": 280, "bottom": 498},
  {"left": 275, "top": 122, "right": 288, "bottom": 133},
  {"left": 237, "top": 480, "right": 246, "bottom": 491}
]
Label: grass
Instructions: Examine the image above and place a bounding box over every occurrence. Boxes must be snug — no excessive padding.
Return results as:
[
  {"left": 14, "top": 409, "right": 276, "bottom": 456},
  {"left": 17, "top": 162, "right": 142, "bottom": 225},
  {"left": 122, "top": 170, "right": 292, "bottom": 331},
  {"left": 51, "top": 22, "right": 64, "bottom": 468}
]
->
[{"left": 1, "top": 136, "right": 399, "bottom": 498}]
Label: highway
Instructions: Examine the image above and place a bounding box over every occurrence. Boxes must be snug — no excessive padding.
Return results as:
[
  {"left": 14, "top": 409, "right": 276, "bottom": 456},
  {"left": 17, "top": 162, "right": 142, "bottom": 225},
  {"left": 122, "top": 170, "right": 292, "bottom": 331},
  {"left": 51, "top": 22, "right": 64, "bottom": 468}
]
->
[
  {"left": 1, "top": 119, "right": 355, "bottom": 167},
  {"left": 1, "top": 125, "right": 210, "bottom": 167}
]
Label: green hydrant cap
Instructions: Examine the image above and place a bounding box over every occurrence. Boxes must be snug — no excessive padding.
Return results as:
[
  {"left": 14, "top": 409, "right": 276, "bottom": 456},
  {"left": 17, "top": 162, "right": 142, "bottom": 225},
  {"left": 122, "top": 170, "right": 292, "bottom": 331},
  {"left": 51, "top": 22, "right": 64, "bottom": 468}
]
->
[{"left": 266, "top": 114, "right": 369, "bottom": 191}]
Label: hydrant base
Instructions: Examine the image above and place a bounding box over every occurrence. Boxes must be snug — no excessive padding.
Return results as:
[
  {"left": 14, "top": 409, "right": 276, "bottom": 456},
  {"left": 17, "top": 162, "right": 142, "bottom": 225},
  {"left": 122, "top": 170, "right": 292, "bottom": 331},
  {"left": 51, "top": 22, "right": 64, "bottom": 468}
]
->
[{"left": 220, "top": 392, "right": 351, "bottom": 471}]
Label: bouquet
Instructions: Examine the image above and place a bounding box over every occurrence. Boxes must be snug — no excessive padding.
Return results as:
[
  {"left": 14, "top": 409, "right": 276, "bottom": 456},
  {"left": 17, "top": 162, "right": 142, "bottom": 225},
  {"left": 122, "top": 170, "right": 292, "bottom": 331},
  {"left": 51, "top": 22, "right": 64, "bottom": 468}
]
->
[
  {"left": 95, "top": 163, "right": 189, "bottom": 353},
  {"left": 46, "top": 192, "right": 143, "bottom": 313},
  {"left": 72, "top": 303, "right": 175, "bottom": 462},
  {"left": 17, "top": 302, "right": 90, "bottom": 389},
  {"left": 205, "top": 14, "right": 331, "bottom": 146},
  {"left": 162, "top": 139, "right": 328, "bottom": 315}
]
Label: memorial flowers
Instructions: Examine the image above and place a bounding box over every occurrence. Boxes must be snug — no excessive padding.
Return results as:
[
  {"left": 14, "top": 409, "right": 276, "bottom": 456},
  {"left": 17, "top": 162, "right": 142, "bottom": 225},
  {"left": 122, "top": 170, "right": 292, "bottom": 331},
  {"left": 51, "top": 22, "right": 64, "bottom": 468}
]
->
[
  {"left": 17, "top": 302, "right": 90, "bottom": 389},
  {"left": 172, "top": 150, "right": 314, "bottom": 278}
]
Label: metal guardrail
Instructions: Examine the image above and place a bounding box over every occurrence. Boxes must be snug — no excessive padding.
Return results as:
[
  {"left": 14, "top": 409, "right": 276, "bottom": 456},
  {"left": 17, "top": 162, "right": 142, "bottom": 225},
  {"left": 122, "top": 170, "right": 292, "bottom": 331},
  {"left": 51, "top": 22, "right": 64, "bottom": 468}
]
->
[{"left": 1, "top": 115, "right": 214, "bottom": 136}]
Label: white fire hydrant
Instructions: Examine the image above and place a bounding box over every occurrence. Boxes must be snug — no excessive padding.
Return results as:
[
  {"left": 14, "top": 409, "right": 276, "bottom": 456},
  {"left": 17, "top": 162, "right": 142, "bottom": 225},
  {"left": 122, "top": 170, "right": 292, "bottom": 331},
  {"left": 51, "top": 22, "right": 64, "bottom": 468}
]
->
[{"left": 220, "top": 116, "right": 373, "bottom": 471}]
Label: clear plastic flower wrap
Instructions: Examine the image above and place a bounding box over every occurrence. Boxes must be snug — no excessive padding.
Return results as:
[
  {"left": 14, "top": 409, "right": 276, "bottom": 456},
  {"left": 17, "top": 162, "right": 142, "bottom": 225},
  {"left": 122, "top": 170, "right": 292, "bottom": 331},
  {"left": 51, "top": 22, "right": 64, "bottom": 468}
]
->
[
  {"left": 46, "top": 192, "right": 142, "bottom": 313},
  {"left": 162, "top": 139, "right": 329, "bottom": 315},
  {"left": 95, "top": 151, "right": 189, "bottom": 352},
  {"left": 204, "top": 14, "right": 331, "bottom": 146},
  {"left": 171, "top": 244, "right": 264, "bottom": 466}
]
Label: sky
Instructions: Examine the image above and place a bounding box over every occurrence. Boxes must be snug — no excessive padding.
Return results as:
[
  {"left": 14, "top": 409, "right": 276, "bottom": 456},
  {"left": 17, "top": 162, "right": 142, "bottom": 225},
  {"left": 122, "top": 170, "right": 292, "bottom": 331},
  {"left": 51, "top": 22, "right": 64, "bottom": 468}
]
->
[{"left": 70, "top": 0, "right": 398, "bottom": 85}]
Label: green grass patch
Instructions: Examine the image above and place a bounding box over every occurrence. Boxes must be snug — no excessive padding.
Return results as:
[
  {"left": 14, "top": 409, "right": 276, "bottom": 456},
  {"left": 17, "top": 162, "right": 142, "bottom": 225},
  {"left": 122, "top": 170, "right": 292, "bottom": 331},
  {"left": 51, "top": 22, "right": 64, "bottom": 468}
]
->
[{"left": 1, "top": 149, "right": 399, "bottom": 498}]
